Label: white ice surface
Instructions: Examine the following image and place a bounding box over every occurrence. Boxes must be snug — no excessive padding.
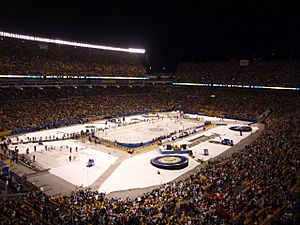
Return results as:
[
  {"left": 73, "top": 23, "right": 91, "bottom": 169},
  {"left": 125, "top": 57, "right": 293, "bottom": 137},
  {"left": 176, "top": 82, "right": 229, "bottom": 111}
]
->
[
  {"left": 10, "top": 139, "right": 118, "bottom": 187},
  {"left": 50, "top": 148, "right": 117, "bottom": 187},
  {"left": 99, "top": 150, "right": 199, "bottom": 194},
  {"left": 8, "top": 112, "right": 258, "bottom": 192},
  {"left": 95, "top": 118, "right": 199, "bottom": 143}
]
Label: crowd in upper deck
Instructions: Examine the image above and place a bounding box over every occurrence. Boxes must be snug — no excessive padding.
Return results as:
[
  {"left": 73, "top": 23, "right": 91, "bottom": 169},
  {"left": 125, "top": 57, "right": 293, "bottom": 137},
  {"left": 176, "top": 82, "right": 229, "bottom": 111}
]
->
[
  {"left": 0, "top": 38, "right": 146, "bottom": 77},
  {"left": 176, "top": 61, "right": 300, "bottom": 87}
]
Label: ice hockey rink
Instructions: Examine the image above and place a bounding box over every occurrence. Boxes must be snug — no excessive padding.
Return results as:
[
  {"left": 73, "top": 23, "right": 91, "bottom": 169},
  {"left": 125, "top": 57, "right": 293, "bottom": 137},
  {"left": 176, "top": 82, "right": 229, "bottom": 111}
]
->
[{"left": 8, "top": 112, "right": 259, "bottom": 193}]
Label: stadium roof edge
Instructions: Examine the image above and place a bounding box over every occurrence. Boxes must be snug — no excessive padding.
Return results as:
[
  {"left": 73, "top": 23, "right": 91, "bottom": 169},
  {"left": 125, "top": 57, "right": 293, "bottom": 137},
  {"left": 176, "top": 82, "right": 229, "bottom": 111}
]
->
[{"left": 0, "top": 31, "right": 145, "bottom": 54}]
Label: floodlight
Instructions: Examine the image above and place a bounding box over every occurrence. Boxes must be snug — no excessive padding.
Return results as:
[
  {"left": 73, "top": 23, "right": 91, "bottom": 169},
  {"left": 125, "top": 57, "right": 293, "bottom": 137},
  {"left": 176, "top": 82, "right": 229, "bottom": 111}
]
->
[{"left": 0, "top": 31, "right": 145, "bottom": 54}]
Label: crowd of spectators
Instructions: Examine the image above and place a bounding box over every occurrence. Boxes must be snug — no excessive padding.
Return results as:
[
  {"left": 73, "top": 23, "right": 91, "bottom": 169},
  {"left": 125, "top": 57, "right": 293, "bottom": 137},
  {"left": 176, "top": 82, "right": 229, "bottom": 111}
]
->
[
  {"left": 0, "top": 86, "right": 171, "bottom": 132},
  {"left": 0, "top": 85, "right": 299, "bottom": 224},
  {"left": 0, "top": 38, "right": 146, "bottom": 77},
  {"left": 0, "top": 85, "right": 297, "bottom": 132},
  {"left": 176, "top": 61, "right": 300, "bottom": 87}
]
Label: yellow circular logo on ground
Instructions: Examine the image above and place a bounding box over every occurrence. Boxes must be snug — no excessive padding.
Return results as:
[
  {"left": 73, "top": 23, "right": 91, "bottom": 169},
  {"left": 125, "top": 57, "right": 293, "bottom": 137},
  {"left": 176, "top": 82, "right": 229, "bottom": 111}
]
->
[{"left": 158, "top": 156, "right": 181, "bottom": 163}]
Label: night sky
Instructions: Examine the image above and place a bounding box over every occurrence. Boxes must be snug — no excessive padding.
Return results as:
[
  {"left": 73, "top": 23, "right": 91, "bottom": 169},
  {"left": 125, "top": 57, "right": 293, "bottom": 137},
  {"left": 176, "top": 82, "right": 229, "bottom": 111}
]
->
[{"left": 1, "top": 1, "right": 299, "bottom": 72}]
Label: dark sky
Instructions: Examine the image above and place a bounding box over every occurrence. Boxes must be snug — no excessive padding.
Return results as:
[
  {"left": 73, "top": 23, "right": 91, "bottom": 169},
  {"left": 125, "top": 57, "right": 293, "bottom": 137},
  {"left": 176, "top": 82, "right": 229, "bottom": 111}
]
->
[{"left": 0, "top": 1, "right": 299, "bottom": 71}]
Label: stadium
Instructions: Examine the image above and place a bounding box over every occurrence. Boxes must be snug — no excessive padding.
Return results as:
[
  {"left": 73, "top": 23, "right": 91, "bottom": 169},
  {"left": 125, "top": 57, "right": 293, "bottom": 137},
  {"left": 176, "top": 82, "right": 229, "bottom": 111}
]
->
[{"left": 0, "top": 4, "right": 299, "bottom": 224}]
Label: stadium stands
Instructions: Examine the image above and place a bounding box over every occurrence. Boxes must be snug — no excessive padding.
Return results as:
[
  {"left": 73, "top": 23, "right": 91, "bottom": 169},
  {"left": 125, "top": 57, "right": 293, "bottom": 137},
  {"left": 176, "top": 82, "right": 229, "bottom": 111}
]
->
[
  {"left": 176, "top": 61, "right": 300, "bottom": 87},
  {"left": 0, "top": 86, "right": 286, "bottom": 132},
  {"left": 0, "top": 38, "right": 146, "bottom": 77}
]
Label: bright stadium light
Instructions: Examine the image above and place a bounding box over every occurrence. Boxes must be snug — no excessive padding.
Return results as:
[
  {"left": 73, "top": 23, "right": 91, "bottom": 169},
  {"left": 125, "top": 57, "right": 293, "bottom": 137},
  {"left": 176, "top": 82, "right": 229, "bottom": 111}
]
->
[
  {"left": 172, "top": 82, "right": 300, "bottom": 91},
  {"left": 0, "top": 31, "right": 146, "bottom": 54},
  {"left": 0, "top": 74, "right": 149, "bottom": 80},
  {"left": 129, "top": 48, "right": 145, "bottom": 54}
]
